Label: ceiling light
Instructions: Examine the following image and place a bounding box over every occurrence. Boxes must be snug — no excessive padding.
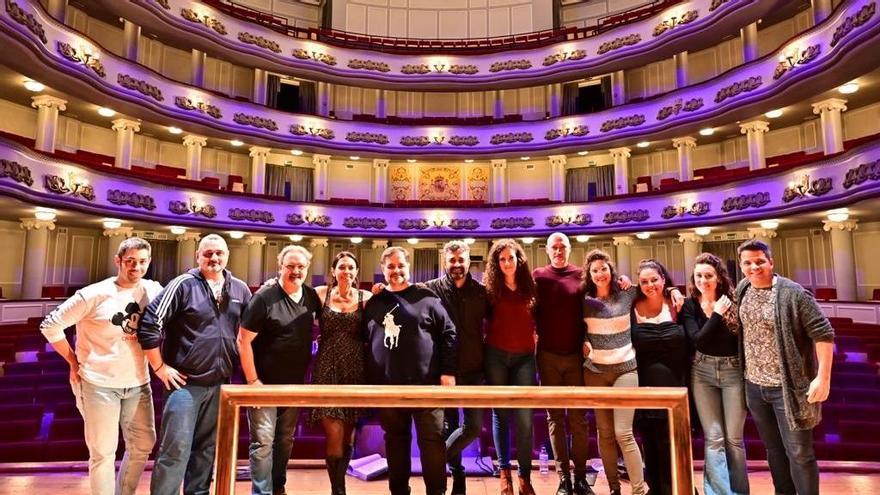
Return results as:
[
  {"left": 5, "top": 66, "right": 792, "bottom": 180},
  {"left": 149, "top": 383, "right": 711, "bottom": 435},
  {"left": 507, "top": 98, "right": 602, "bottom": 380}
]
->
[
  {"left": 577, "top": 151, "right": 589, "bottom": 156},
  {"left": 635, "top": 232, "right": 651, "bottom": 240},
  {"left": 838, "top": 82, "right": 860, "bottom": 94},
  {"left": 349, "top": 156, "right": 360, "bottom": 160},
  {"left": 289, "top": 234, "right": 303, "bottom": 242},
  {"left": 350, "top": 237, "right": 363, "bottom": 244},
  {"left": 228, "top": 231, "right": 244, "bottom": 239},
  {"left": 168, "top": 126, "right": 182, "bottom": 135},
  {"left": 699, "top": 128, "right": 715, "bottom": 136},
  {"left": 575, "top": 235, "right": 590, "bottom": 243},
  {"left": 102, "top": 218, "right": 123, "bottom": 229},
  {"left": 464, "top": 159, "right": 474, "bottom": 163},
  {"left": 34, "top": 207, "right": 57, "bottom": 221},
  {"left": 694, "top": 227, "right": 712, "bottom": 236},
  {"left": 230, "top": 140, "right": 243, "bottom": 147},
  {"left": 827, "top": 208, "right": 849, "bottom": 222},
  {"left": 636, "top": 141, "right": 650, "bottom": 148},
  {"left": 97, "top": 107, "right": 116, "bottom": 117},
  {"left": 169, "top": 226, "right": 186, "bottom": 235},
  {"left": 520, "top": 157, "right": 530, "bottom": 161},
  {"left": 463, "top": 237, "right": 475, "bottom": 245},
  {"left": 407, "top": 238, "right": 419, "bottom": 245},
  {"left": 406, "top": 159, "right": 416, "bottom": 163},
  {"left": 521, "top": 237, "right": 535, "bottom": 245},
  {"left": 759, "top": 220, "right": 779, "bottom": 230},
  {"left": 291, "top": 149, "right": 303, "bottom": 155},
  {"left": 23, "top": 80, "right": 45, "bottom": 92},
  {"left": 764, "top": 109, "right": 783, "bottom": 119}
]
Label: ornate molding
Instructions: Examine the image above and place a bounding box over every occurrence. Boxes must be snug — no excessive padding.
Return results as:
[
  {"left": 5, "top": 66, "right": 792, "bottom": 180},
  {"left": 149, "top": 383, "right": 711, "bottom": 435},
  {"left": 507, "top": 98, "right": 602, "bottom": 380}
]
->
[
  {"left": 0, "top": 159, "right": 34, "bottom": 186},
  {"left": 343, "top": 217, "right": 387, "bottom": 229},
  {"left": 490, "top": 217, "right": 534, "bottom": 229},
  {"left": 653, "top": 10, "right": 698, "bottom": 37},
  {"left": 168, "top": 199, "right": 217, "bottom": 218},
  {"left": 151, "top": 0, "right": 170, "bottom": 9},
  {"left": 831, "top": 2, "right": 876, "bottom": 48},
  {"left": 103, "top": 226, "right": 134, "bottom": 238},
  {"left": 229, "top": 208, "right": 274, "bottom": 223},
  {"left": 709, "top": 0, "right": 733, "bottom": 11},
  {"left": 399, "top": 218, "right": 430, "bottom": 230},
  {"left": 174, "top": 96, "right": 222, "bottom": 119},
  {"left": 822, "top": 219, "right": 859, "bottom": 232},
  {"left": 448, "top": 64, "right": 479, "bottom": 75},
  {"left": 661, "top": 200, "right": 710, "bottom": 219},
  {"left": 107, "top": 189, "right": 156, "bottom": 210},
  {"left": 843, "top": 158, "right": 880, "bottom": 188},
  {"left": 715, "top": 76, "right": 762, "bottom": 104},
  {"left": 237, "top": 32, "right": 281, "bottom": 53},
  {"left": 20, "top": 218, "right": 55, "bottom": 230},
  {"left": 292, "top": 49, "right": 336, "bottom": 65},
  {"left": 600, "top": 114, "right": 646, "bottom": 133},
  {"left": 545, "top": 125, "right": 589, "bottom": 141},
  {"left": 489, "top": 59, "right": 532, "bottom": 72},
  {"left": 400, "top": 136, "right": 431, "bottom": 147},
  {"left": 44, "top": 174, "right": 95, "bottom": 201},
  {"left": 286, "top": 213, "right": 331, "bottom": 227},
  {"left": 180, "top": 8, "right": 227, "bottom": 35},
  {"left": 546, "top": 213, "right": 591, "bottom": 227},
  {"left": 6, "top": 0, "right": 47, "bottom": 44},
  {"left": 542, "top": 49, "right": 586, "bottom": 66},
  {"left": 56, "top": 41, "right": 106, "bottom": 78},
  {"left": 448, "top": 136, "right": 479, "bottom": 146},
  {"left": 597, "top": 33, "right": 641, "bottom": 55},
  {"left": 603, "top": 209, "right": 649, "bottom": 224},
  {"left": 677, "top": 232, "right": 704, "bottom": 243},
  {"left": 657, "top": 97, "right": 704, "bottom": 121},
  {"left": 612, "top": 236, "right": 634, "bottom": 246},
  {"left": 401, "top": 64, "right": 431, "bottom": 75},
  {"left": 117, "top": 74, "right": 164, "bottom": 102},
  {"left": 245, "top": 235, "right": 267, "bottom": 246},
  {"left": 348, "top": 59, "right": 391, "bottom": 72},
  {"left": 747, "top": 227, "right": 778, "bottom": 239},
  {"left": 449, "top": 219, "right": 480, "bottom": 230},
  {"left": 346, "top": 131, "right": 389, "bottom": 145},
  {"left": 773, "top": 44, "right": 821, "bottom": 80},
  {"left": 233, "top": 113, "right": 278, "bottom": 131},
  {"left": 290, "top": 124, "right": 334, "bottom": 140},
  {"left": 721, "top": 192, "right": 770, "bottom": 212},
  {"left": 490, "top": 132, "right": 534, "bottom": 145},
  {"left": 782, "top": 176, "right": 833, "bottom": 202}
]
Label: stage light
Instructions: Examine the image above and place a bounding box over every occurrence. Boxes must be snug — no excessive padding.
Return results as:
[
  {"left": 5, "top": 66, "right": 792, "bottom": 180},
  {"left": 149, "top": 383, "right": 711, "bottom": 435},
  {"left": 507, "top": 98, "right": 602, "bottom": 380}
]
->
[
  {"left": 230, "top": 140, "right": 243, "bottom": 147},
  {"left": 694, "top": 227, "right": 712, "bottom": 236},
  {"left": 577, "top": 151, "right": 589, "bottom": 156},
  {"left": 407, "top": 238, "right": 419, "bottom": 245},
  {"left": 576, "top": 235, "right": 590, "bottom": 243},
  {"left": 34, "top": 207, "right": 57, "bottom": 221},
  {"left": 228, "top": 231, "right": 244, "bottom": 240},
  {"left": 521, "top": 237, "right": 535, "bottom": 244},
  {"left": 289, "top": 234, "right": 304, "bottom": 242},
  {"left": 97, "top": 107, "right": 116, "bottom": 117},
  {"left": 463, "top": 238, "right": 475, "bottom": 245},
  {"left": 24, "top": 80, "right": 45, "bottom": 92},
  {"left": 764, "top": 109, "right": 783, "bottom": 119},
  {"left": 838, "top": 82, "right": 859, "bottom": 94},
  {"left": 827, "top": 208, "right": 849, "bottom": 222},
  {"left": 168, "top": 126, "right": 183, "bottom": 135},
  {"left": 699, "top": 128, "right": 715, "bottom": 136},
  {"left": 637, "top": 141, "right": 650, "bottom": 148},
  {"left": 291, "top": 149, "right": 303, "bottom": 155},
  {"left": 169, "top": 226, "right": 187, "bottom": 235},
  {"left": 102, "top": 218, "right": 123, "bottom": 229},
  {"left": 635, "top": 232, "right": 651, "bottom": 239},
  {"left": 350, "top": 237, "right": 363, "bottom": 244},
  {"left": 406, "top": 159, "right": 416, "bottom": 163},
  {"left": 759, "top": 220, "right": 779, "bottom": 229},
  {"left": 349, "top": 156, "right": 360, "bottom": 160}
]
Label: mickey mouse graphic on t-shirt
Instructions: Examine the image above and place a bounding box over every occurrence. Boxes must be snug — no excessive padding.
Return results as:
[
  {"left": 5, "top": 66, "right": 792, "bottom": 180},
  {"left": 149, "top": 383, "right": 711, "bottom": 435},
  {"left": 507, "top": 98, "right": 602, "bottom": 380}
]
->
[{"left": 111, "top": 302, "right": 143, "bottom": 335}]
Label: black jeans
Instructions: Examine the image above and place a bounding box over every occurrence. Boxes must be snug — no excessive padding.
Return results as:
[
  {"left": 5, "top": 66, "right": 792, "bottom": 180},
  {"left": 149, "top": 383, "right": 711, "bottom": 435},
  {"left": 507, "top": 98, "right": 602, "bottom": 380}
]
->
[
  {"left": 444, "top": 371, "right": 485, "bottom": 472},
  {"left": 638, "top": 414, "right": 672, "bottom": 495},
  {"left": 379, "top": 407, "right": 447, "bottom": 495}
]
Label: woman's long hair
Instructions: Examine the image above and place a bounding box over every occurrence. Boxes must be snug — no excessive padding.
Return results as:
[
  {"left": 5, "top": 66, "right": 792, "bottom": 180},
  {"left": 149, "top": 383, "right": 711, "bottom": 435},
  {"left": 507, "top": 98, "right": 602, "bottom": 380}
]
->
[
  {"left": 689, "top": 252, "right": 739, "bottom": 333},
  {"left": 634, "top": 258, "right": 674, "bottom": 302},
  {"left": 483, "top": 238, "right": 536, "bottom": 306},
  {"left": 580, "top": 249, "right": 621, "bottom": 298},
  {"left": 328, "top": 251, "right": 359, "bottom": 290}
]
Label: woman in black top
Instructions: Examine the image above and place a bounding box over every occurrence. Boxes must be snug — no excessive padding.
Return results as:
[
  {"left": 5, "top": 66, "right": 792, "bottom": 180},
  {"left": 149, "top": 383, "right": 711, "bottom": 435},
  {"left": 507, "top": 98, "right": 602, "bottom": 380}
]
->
[
  {"left": 631, "top": 259, "right": 688, "bottom": 495},
  {"left": 680, "top": 253, "right": 749, "bottom": 495}
]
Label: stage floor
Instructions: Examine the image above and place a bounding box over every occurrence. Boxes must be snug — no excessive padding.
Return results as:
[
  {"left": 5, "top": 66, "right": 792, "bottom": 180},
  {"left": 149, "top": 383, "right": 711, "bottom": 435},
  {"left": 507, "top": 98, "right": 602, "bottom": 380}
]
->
[{"left": 1, "top": 469, "right": 879, "bottom": 494}]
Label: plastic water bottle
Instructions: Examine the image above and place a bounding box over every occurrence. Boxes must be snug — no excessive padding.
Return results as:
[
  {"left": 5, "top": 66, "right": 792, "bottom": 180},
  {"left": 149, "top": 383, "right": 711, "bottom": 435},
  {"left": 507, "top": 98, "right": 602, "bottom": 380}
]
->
[{"left": 538, "top": 446, "right": 549, "bottom": 476}]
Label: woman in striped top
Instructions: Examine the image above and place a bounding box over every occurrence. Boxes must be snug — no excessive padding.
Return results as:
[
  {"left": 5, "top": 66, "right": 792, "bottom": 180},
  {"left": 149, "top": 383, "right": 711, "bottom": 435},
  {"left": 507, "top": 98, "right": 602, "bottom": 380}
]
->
[{"left": 581, "top": 249, "right": 647, "bottom": 495}]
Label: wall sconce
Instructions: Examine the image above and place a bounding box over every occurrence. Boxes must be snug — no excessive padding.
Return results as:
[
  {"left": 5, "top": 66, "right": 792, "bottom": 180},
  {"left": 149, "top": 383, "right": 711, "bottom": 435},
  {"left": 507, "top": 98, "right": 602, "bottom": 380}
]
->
[
  {"left": 431, "top": 212, "right": 449, "bottom": 228},
  {"left": 189, "top": 197, "right": 208, "bottom": 214}
]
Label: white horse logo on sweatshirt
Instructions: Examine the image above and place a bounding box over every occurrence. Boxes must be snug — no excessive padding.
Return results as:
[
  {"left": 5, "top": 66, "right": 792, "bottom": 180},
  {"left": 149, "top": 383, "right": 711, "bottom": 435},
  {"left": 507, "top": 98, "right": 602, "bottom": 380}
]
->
[{"left": 382, "top": 304, "right": 401, "bottom": 349}]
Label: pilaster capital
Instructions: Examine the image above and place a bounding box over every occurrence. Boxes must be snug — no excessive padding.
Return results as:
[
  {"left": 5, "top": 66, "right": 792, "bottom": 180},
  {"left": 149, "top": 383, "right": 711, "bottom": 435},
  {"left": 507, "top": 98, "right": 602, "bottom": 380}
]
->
[
  {"left": 490, "top": 159, "right": 507, "bottom": 170},
  {"left": 747, "top": 227, "right": 778, "bottom": 239},
  {"left": 31, "top": 95, "right": 67, "bottom": 111},
  {"left": 245, "top": 235, "right": 267, "bottom": 246},
  {"left": 672, "top": 136, "right": 697, "bottom": 149},
  {"left": 182, "top": 134, "right": 207, "bottom": 148},
  {"left": 309, "top": 237, "right": 329, "bottom": 248},
  {"left": 372, "top": 159, "right": 389, "bottom": 169},
  {"left": 111, "top": 118, "right": 140, "bottom": 133},
  {"left": 612, "top": 235, "right": 634, "bottom": 247},
  {"left": 822, "top": 219, "right": 859, "bottom": 232},
  {"left": 312, "top": 154, "right": 331, "bottom": 167},
  {"left": 20, "top": 218, "right": 56, "bottom": 230},
  {"left": 548, "top": 155, "right": 567, "bottom": 167},
  {"left": 609, "top": 147, "right": 632, "bottom": 159},
  {"left": 739, "top": 120, "right": 770, "bottom": 134},
  {"left": 248, "top": 146, "right": 271, "bottom": 158},
  {"left": 103, "top": 226, "right": 134, "bottom": 238},
  {"left": 811, "top": 97, "right": 848, "bottom": 115},
  {"left": 677, "top": 232, "right": 703, "bottom": 244},
  {"left": 372, "top": 239, "right": 389, "bottom": 250},
  {"left": 176, "top": 232, "right": 202, "bottom": 242}
]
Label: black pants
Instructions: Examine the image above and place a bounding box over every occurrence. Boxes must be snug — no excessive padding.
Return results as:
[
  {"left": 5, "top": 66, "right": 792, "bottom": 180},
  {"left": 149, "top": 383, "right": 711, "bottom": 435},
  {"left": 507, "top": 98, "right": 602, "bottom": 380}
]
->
[
  {"left": 379, "top": 407, "right": 447, "bottom": 495},
  {"left": 639, "top": 414, "right": 672, "bottom": 495}
]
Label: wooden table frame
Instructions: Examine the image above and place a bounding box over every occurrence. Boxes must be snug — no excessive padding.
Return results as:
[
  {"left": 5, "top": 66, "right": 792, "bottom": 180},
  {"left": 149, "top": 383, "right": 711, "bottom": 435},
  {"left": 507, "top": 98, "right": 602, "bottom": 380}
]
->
[{"left": 214, "top": 385, "right": 694, "bottom": 494}]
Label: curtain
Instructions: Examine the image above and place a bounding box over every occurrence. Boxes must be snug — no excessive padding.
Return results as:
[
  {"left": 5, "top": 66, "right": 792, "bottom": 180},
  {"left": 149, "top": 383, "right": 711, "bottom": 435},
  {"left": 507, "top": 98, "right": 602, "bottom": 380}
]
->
[
  {"left": 298, "top": 81, "right": 317, "bottom": 115},
  {"left": 701, "top": 240, "right": 743, "bottom": 284},
  {"left": 565, "top": 165, "right": 614, "bottom": 201},
  {"left": 144, "top": 240, "right": 179, "bottom": 285},
  {"left": 266, "top": 164, "right": 313, "bottom": 201},
  {"left": 561, "top": 83, "right": 578, "bottom": 116},
  {"left": 412, "top": 249, "right": 438, "bottom": 283},
  {"left": 266, "top": 74, "right": 281, "bottom": 109}
]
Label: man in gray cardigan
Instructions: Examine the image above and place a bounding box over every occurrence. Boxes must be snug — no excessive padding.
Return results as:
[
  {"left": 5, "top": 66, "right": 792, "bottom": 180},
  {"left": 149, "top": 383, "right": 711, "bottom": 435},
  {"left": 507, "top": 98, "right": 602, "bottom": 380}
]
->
[{"left": 735, "top": 239, "right": 834, "bottom": 495}]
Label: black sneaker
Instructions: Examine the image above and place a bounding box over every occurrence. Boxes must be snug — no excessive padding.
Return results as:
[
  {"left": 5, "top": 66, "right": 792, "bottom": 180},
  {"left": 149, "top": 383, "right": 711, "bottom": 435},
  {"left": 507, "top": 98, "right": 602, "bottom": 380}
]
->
[
  {"left": 556, "top": 476, "right": 573, "bottom": 495},
  {"left": 573, "top": 476, "right": 595, "bottom": 495}
]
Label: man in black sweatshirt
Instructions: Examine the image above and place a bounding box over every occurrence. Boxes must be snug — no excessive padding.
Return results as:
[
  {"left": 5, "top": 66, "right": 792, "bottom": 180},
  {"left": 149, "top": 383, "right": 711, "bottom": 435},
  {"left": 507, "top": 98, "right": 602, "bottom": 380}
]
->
[
  {"left": 138, "top": 233, "right": 251, "bottom": 495},
  {"left": 364, "top": 246, "right": 457, "bottom": 495}
]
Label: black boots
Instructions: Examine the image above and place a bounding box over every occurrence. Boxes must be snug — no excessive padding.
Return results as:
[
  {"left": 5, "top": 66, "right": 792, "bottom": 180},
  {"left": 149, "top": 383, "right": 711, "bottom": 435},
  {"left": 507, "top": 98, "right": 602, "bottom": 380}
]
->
[
  {"left": 450, "top": 467, "right": 466, "bottom": 495},
  {"left": 573, "top": 475, "right": 595, "bottom": 495},
  {"left": 325, "top": 446, "right": 352, "bottom": 495},
  {"left": 556, "top": 472, "right": 573, "bottom": 495}
]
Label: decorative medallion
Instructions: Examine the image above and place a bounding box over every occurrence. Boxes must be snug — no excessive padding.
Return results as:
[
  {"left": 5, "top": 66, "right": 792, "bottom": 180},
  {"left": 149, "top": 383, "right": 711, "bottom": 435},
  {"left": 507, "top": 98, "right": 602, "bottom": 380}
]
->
[
  {"left": 290, "top": 124, "right": 334, "bottom": 140},
  {"left": 714, "top": 76, "right": 762, "bottom": 104},
  {"left": 546, "top": 214, "right": 591, "bottom": 227},
  {"left": 56, "top": 42, "right": 106, "bottom": 78},
  {"left": 6, "top": 0, "right": 47, "bottom": 43},
  {"left": 490, "top": 132, "right": 534, "bottom": 145},
  {"left": 720, "top": 192, "right": 770, "bottom": 212},
  {"left": 348, "top": 59, "right": 391, "bottom": 72},
  {"left": 117, "top": 74, "right": 164, "bottom": 102},
  {"left": 782, "top": 176, "right": 833, "bottom": 202},
  {"left": 600, "top": 114, "right": 645, "bottom": 133},
  {"left": 653, "top": 10, "right": 698, "bottom": 37},
  {"left": 0, "top": 159, "right": 33, "bottom": 186},
  {"left": 343, "top": 217, "right": 387, "bottom": 229},
  {"left": 174, "top": 96, "right": 222, "bottom": 119},
  {"left": 656, "top": 97, "right": 704, "bottom": 121},
  {"left": 168, "top": 200, "right": 217, "bottom": 218},
  {"left": 597, "top": 34, "right": 641, "bottom": 55},
  {"left": 831, "top": 2, "right": 876, "bottom": 48},
  {"left": 180, "top": 8, "right": 227, "bottom": 35},
  {"left": 489, "top": 59, "right": 532, "bottom": 72},
  {"left": 843, "top": 159, "right": 880, "bottom": 188},
  {"left": 542, "top": 49, "right": 587, "bottom": 67},
  {"left": 660, "top": 201, "right": 710, "bottom": 219},
  {"left": 107, "top": 189, "right": 156, "bottom": 210},
  {"left": 603, "top": 209, "right": 649, "bottom": 224},
  {"left": 773, "top": 44, "right": 821, "bottom": 80},
  {"left": 233, "top": 113, "right": 278, "bottom": 131},
  {"left": 238, "top": 32, "right": 282, "bottom": 53},
  {"left": 346, "top": 131, "right": 389, "bottom": 145},
  {"left": 292, "top": 49, "right": 336, "bottom": 65},
  {"left": 286, "top": 213, "right": 331, "bottom": 227},
  {"left": 490, "top": 217, "right": 535, "bottom": 229},
  {"left": 545, "top": 125, "right": 589, "bottom": 141}
]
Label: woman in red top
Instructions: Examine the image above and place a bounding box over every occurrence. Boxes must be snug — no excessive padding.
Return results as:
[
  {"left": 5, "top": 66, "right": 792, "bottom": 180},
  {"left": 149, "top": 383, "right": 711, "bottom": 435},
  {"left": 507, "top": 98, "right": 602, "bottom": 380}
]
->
[{"left": 483, "top": 238, "right": 538, "bottom": 495}]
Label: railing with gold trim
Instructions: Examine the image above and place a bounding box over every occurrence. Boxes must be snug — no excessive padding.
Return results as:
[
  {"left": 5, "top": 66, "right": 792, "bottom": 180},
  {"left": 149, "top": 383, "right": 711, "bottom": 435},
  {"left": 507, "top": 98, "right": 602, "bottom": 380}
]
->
[{"left": 214, "top": 385, "right": 695, "bottom": 494}]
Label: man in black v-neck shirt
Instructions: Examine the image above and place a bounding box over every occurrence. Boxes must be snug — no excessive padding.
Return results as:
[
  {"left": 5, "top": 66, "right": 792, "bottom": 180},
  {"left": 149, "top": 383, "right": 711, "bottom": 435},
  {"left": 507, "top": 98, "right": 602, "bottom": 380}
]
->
[{"left": 238, "top": 245, "right": 320, "bottom": 495}]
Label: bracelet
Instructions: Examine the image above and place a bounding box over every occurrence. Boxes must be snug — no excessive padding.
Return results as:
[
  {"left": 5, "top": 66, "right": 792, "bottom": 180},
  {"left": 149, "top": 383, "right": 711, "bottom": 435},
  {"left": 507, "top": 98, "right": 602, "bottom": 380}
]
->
[{"left": 154, "top": 362, "right": 165, "bottom": 373}]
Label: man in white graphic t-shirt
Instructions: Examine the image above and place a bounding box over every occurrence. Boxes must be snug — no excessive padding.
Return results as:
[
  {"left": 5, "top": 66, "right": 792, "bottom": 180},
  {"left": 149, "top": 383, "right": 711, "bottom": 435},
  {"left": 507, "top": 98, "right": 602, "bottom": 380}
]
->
[{"left": 40, "top": 237, "right": 163, "bottom": 495}]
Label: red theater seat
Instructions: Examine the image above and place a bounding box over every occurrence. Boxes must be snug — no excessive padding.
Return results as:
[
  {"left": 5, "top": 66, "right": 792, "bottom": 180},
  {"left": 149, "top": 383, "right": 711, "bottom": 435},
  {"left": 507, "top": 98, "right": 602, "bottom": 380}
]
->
[
  {"left": 872, "top": 289, "right": 880, "bottom": 301},
  {"left": 814, "top": 288, "right": 838, "bottom": 300}
]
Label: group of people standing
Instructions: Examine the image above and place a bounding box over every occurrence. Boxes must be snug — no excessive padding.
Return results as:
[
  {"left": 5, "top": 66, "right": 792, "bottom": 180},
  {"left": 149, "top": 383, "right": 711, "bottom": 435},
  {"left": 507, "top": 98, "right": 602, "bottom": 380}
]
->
[{"left": 39, "top": 230, "right": 834, "bottom": 495}]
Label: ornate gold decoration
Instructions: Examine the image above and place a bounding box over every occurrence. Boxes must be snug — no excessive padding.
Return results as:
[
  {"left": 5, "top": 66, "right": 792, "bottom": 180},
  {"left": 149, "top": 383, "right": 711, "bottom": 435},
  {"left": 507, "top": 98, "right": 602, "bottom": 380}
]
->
[
  {"left": 6, "top": 0, "right": 47, "bottom": 43},
  {"left": 180, "top": 8, "right": 227, "bottom": 35},
  {"left": 597, "top": 34, "right": 641, "bottom": 55},
  {"left": 449, "top": 136, "right": 479, "bottom": 146},
  {"left": 400, "top": 136, "right": 431, "bottom": 147},
  {"left": 600, "top": 114, "right": 645, "bottom": 133},
  {"left": 292, "top": 49, "right": 336, "bottom": 65},
  {"left": 709, "top": 0, "right": 732, "bottom": 11},
  {"left": 229, "top": 208, "right": 274, "bottom": 223},
  {"left": 107, "top": 189, "right": 156, "bottom": 210},
  {"left": 661, "top": 200, "right": 710, "bottom": 219},
  {"left": 343, "top": 217, "right": 387, "bottom": 229},
  {"left": 0, "top": 159, "right": 34, "bottom": 186},
  {"left": 773, "top": 44, "right": 821, "bottom": 80},
  {"left": 656, "top": 97, "right": 704, "bottom": 121},
  {"left": 390, "top": 166, "right": 411, "bottom": 201},
  {"left": 491, "top": 217, "right": 535, "bottom": 229},
  {"left": 545, "top": 125, "right": 589, "bottom": 141},
  {"left": 238, "top": 32, "right": 281, "bottom": 53},
  {"left": 467, "top": 167, "right": 488, "bottom": 201},
  {"left": 348, "top": 59, "right": 391, "bottom": 72},
  {"left": 843, "top": 158, "right": 880, "bottom": 188},
  {"left": 290, "top": 124, "right": 334, "bottom": 140},
  {"left": 169, "top": 199, "right": 217, "bottom": 218},
  {"left": 489, "top": 59, "right": 532, "bottom": 72},
  {"left": 286, "top": 212, "right": 331, "bottom": 227},
  {"left": 399, "top": 218, "right": 430, "bottom": 230},
  {"left": 782, "top": 175, "right": 832, "bottom": 202},
  {"left": 490, "top": 132, "right": 533, "bottom": 145},
  {"left": 401, "top": 64, "right": 431, "bottom": 74},
  {"left": 448, "top": 64, "right": 479, "bottom": 75},
  {"left": 542, "top": 49, "right": 587, "bottom": 66},
  {"left": 721, "top": 192, "right": 770, "bottom": 212},
  {"left": 174, "top": 96, "right": 222, "bottom": 119},
  {"left": 56, "top": 42, "right": 106, "bottom": 78},
  {"left": 831, "top": 2, "right": 876, "bottom": 48},
  {"left": 346, "top": 131, "right": 388, "bottom": 145},
  {"left": 117, "top": 74, "right": 164, "bottom": 102},
  {"left": 603, "top": 209, "right": 649, "bottom": 224},
  {"left": 546, "top": 213, "right": 591, "bottom": 227},
  {"left": 714, "top": 76, "right": 762, "bottom": 104},
  {"left": 233, "top": 113, "right": 278, "bottom": 131},
  {"left": 653, "top": 10, "right": 699, "bottom": 37},
  {"left": 44, "top": 174, "right": 95, "bottom": 201},
  {"left": 418, "top": 167, "right": 460, "bottom": 200}
]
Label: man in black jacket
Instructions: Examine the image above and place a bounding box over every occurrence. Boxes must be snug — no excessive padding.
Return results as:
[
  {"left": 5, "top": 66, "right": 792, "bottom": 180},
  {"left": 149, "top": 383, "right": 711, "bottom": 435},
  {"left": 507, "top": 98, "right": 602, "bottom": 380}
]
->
[
  {"left": 364, "top": 246, "right": 457, "bottom": 495},
  {"left": 424, "top": 240, "right": 487, "bottom": 495},
  {"left": 138, "top": 233, "right": 252, "bottom": 495}
]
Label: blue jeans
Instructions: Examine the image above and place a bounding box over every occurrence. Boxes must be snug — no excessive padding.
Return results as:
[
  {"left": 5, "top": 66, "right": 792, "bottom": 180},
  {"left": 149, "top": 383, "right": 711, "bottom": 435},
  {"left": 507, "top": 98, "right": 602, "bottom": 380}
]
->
[
  {"left": 150, "top": 383, "right": 221, "bottom": 495},
  {"left": 745, "top": 381, "right": 819, "bottom": 495},
  {"left": 485, "top": 346, "right": 536, "bottom": 477},
  {"left": 692, "top": 353, "right": 749, "bottom": 495},
  {"left": 248, "top": 406, "right": 300, "bottom": 495},
  {"left": 444, "top": 371, "right": 484, "bottom": 473}
]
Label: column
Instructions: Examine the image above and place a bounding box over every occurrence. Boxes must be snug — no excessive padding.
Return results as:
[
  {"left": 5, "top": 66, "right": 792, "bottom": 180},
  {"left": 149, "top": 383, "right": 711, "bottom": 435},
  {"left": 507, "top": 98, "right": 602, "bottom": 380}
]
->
[
  {"left": 811, "top": 98, "right": 847, "bottom": 155},
  {"left": 613, "top": 236, "right": 634, "bottom": 278},
  {"left": 309, "top": 238, "right": 329, "bottom": 286},
  {"left": 246, "top": 235, "right": 266, "bottom": 287},
  {"left": 739, "top": 120, "right": 769, "bottom": 171},
  {"left": 376, "top": 89, "right": 387, "bottom": 119},
  {"left": 111, "top": 119, "right": 140, "bottom": 170},
  {"left": 547, "top": 84, "right": 561, "bottom": 117},
  {"left": 490, "top": 159, "right": 508, "bottom": 204},
  {"left": 317, "top": 82, "right": 329, "bottom": 116},
  {"left": 248, "top": 146, "right": 270, "bottom": 194},
  {"left": 191, "top": 49, "right": 206, "bottom": 87},
  {"left": 104, "top": 227, "right": 134, "bottom": 277},
  {"left": 672, "top": 136, "right": 697, "bottom": 181},
  {"left": 47, "top": 0, "right": 66, "bottom": 22},
  {"left": 372, "top": 159, "right": 389, "bottom": 204},
  {"left": 369, "top": 240, "right": 389, "bottom": 283},
  {"left": 493, "top": 90, "right": 504, "bottom": 119},
  {"left": 183, "top": 135, "right": 207, "bottom": 180},
  {"left": 678, "top": 232, "right": 703, "bottom": 282},
  {"left": 31, "top": 95, "right": 67, "bottom": 153},
  {"left": 176, "top": 232, "right": 201, "bottom": 272},
  {"left": 611, "top": 70, "right": 626, "bottom": 106},
  {"left": 823, "top": 218, "right": 859, "bottom": 300},
  {"left": 747, "top": 226, "right": 777, "bottom": 252},
  {"left": 740, "top": 22, "right": 759, "bottom": 63},
  {"left": 123, "top": 20, "right": 140, "bottom": 61},
  {"left": 548, "top": 155, "right": 566, "bottom": 202},
  {"left": 253, "top": 69, "right": 268, "bottom": 105},
  {"left": 610, "top": 147, "right": 631, "bottom": 195},
  {"left": 812, "top": 0, "right": 832, "bottom": 24},
  {"left": 674, "top": 52, "right": 689, "bottom": 88},
  {"left": 312, "top": 154, "right": 330, "bottom": 201},
  {"left": 20, "top": 217, "right": 55, "bottom": 299}
]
